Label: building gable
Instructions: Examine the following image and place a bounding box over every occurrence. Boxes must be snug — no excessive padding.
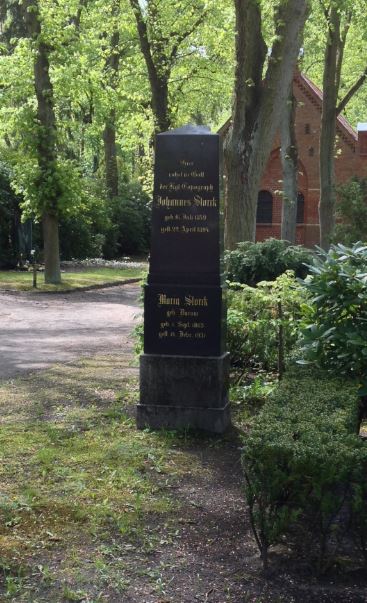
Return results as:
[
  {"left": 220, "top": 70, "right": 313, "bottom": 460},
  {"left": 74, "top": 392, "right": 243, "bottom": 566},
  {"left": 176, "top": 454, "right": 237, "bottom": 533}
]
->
[{"left": 219, "top": 70, "right": 367, "bottom": 247}]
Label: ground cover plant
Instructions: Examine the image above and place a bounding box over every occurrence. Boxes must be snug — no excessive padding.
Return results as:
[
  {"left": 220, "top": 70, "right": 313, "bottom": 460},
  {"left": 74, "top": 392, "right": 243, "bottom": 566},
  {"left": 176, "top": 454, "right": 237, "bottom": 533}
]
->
[
  {"left": 0, "top": 266, "right": 146, "bottom": 292},
  {"left": 227, "top": 270, "right": 306, "bottom": 376}
]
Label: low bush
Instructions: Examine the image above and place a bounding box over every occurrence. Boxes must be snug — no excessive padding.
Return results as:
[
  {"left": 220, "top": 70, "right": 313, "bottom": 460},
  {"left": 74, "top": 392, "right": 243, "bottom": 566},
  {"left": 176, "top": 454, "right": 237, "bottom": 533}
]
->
[
  {"left": 230, "top": 375, "right": 276, "bottom": 419},
  {"left": 333, "top": 177, "right": 367, "bottom": 245},
  {"left": 103, "top": 182, "right": 151, "bottom": 258},
  {"left": 225, "top": 238, "right": 313, "bottom": 286},
  {"left": 227, "top": 271, "right": 306, "bottom": 373},
  {"left": 59, "top": 174, "right": 113, "bottom": 260},
  {"left": 58, "top": 180, "right": 151, "bottom": 260},
  {"left": 242, "top": 369, "right": 366, "bottom": 572},
  {"left": 300, "top": 243, "right": 367, "bottom": 395},
  {"left": 0, "top": 162, "right": 20, "bottom": 268},
  {"left": 59, "top": 215, "right": 109, "bottom": 261}
]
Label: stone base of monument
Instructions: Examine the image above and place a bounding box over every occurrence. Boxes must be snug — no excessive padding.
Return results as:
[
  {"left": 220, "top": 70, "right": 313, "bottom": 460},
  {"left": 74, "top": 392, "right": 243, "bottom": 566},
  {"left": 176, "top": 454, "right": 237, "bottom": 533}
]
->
[{"left": 137, "top": 352, "right": 230, "bottom": 434}]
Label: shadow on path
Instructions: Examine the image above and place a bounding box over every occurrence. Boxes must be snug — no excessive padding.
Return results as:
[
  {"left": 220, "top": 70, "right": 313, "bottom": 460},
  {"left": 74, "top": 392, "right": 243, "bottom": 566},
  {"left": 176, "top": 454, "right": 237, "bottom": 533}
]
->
[{"left": 0, "top": 283, "right": 142, "bottom": 379}]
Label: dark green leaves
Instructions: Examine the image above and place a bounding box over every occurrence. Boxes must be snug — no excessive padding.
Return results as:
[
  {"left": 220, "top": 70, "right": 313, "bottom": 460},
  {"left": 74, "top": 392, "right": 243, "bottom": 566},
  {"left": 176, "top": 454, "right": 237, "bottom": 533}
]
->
[{"left": 300, "top": 242, "right": 367, "bottom": 390}]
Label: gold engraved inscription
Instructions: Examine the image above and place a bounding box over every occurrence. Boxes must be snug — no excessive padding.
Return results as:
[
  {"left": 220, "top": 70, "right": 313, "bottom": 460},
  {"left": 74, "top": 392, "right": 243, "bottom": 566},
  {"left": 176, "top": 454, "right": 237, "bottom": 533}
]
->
[
  {"left": 156, "top": 195, "right": 217, "bottom": 209},
  {"left": 157, "top": 293, "right": 180, "bottom": 306},
  {"left": 157, "top": 295, "right": 208, "bottom": 340},
  {"left": 167, "top": 170, "right": 205, "bottom": 178},
  {"left": 157, "top": 196, "right": 191, "bottom": 208},
  {"left": 193, "top": 195, "right": 216, "bottom": 207},
  {"left": 163, "top": 214, "right": 207, "bottom": 223},
  {"left": 180, "top": 226, "right": 209, "bottom": 234},
  {"left": 156, "top": 157, "right": 216, "bottom": 243},
  {"left": 185, "top": 295, "right": 208, "bottom": 306},
  {"left": 159, "top": 183, "right": 213, "bottom": 193},
  {"left": 179, "top": 308, "right": 198, "bottom": 317}
]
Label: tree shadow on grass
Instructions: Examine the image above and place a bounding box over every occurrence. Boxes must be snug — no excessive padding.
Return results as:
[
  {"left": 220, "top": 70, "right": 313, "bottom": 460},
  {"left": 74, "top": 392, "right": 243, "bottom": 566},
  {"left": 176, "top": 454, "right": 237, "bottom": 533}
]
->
[{"left": 0, "top": 354, "right": 139, "bottom": 424}]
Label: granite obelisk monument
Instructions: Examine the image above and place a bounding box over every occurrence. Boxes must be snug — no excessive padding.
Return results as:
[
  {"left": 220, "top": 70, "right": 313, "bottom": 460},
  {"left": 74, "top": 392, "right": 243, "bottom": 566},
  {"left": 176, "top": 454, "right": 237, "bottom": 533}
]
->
[{"left": 137, "top": 125, "right": 230, "bottom": 433}]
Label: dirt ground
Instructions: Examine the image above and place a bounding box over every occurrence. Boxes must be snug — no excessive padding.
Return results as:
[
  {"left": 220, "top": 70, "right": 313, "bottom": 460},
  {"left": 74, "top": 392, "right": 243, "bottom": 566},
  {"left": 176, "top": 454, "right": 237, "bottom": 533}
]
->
[
  {"left": 0, "top": 284, "right": 142, "bottom": 379},
  {"left": 120, "top": 438, "right": 367, "bottom": 603}
]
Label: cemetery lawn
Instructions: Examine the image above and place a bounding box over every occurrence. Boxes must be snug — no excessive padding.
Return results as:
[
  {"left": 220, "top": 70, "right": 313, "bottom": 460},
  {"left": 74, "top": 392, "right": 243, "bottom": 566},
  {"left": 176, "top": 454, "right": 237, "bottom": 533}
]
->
[
  {"left": 0, "top": 354, "right": 366, "bottom": 602},
  {"left": 0, "top": 266, "right": 145, "bottom": 292},
  {"left": 0, "top": 356, "right": 198, "bottom": 601}
]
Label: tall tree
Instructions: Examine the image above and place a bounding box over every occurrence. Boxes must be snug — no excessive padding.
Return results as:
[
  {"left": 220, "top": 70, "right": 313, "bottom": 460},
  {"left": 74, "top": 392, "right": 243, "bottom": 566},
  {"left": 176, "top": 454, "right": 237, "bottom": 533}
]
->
[
  {"left": 103, "top": 0, "right": 121, "bottom": 199},
  {"left": 128, "top": 0, "right": 208, "bottom": 133},
  {"left": 1, "top": 0, "right": 234, "bottom": 263},
  {"left": 280, "top": 87, "right": 298, "bottom": 243},
  {"left": 318, "top": 1, "right": 367, "bottom": 249},
  {"left": 22, "top": 0, "right": 61, "bottom": 284},
  {"left": 224, "top": 0, "right": 309, "bottom": 249}
]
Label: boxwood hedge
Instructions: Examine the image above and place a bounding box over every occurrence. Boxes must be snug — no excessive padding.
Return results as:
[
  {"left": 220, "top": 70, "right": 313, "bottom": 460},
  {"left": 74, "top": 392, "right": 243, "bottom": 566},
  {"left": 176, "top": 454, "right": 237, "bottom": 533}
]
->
[{"left": 242, "top": 369, "right": 367, "bottom": 572}]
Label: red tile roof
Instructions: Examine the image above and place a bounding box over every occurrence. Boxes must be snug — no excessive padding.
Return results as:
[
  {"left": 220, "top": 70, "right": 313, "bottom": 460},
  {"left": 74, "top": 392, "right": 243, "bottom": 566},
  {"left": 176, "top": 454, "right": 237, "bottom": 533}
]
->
[{"left": 219, "top": 71, "right": 358, "bottom": 147}]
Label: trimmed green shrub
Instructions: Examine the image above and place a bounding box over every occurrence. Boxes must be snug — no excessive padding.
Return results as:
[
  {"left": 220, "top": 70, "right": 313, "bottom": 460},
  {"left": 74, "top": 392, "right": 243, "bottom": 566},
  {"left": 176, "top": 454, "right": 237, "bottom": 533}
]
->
[
  {"left": 225, "top": 238, "right": 313, "bottom": 286},
  {"left": 350, "top": 455, "right": 367, "bottom": 562},
  {"left": 227, "top": 271, "right": 306, "bottom": 372},
  {"left": 242, "top": 369, "right": 365, "bottom": 572}
]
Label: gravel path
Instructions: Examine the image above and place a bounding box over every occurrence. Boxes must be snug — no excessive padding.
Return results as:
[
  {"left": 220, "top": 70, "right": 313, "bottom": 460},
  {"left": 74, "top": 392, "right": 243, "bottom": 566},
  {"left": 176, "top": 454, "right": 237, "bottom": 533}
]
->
[{"left": 0, "top": 284, "right": 141, "bottom": 379}]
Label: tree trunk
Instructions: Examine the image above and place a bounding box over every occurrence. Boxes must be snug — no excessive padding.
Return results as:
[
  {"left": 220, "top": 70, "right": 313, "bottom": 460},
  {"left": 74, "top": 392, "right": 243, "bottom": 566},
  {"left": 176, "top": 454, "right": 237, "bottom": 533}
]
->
[
  {"left": 318, "top": 9, "right": 367, "bottom": 250},
  {"left": 224, "top": 0, "right": 266, "bottom": 249},
  {"left": 129, "top": 0, "right": 171, "bottom": 133},
  {"left": 35, "top": 41, "right": 61, "bottom": 284},
  {"left": 103, "top": 109, "right": 119, "bottom": 199},
  {"left": 42, "top": 212, "right": 61, "bottom": 284},
  {"left": 319, "top": 8, "right": 340, "bottom": 250},
  {"left": 281, "top": 89, "right": 298, "bottom": 242},
  {"left": 103, "top": 3, "right": 120, "bottom": 198},
  {"left": 319, "top": 118, "right": 337, "bottom": 250},
  {"left": 151, "top": 79, "right": 171, "bottom": 133},
  {"left": 224, "top": 139, "right": 258, "bottom": 246},
  {"left": 22, "top": 0, "right": 61, "bottom": 283},
  {"left": 224, "top": 0, "right": 308, "bottom": 249},
  {"left": 129, "top": 0, "right": 206, "bottom": 134}
]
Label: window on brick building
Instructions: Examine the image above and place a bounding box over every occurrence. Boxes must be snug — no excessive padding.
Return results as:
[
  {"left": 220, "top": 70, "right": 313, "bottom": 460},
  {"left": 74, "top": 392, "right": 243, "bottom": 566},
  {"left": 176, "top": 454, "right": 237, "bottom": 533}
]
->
[
  {"left": 308, "top": 147, "right": 314, "bottom": 157},
  {"left": 257, "top": 190, "right": 273, "bottom": 223},
  {"left": 297, "top": 192, "right": 305, "bottom": 224},
  {"left": 305, "top": 123, "right": 311, "bottom": 134}
]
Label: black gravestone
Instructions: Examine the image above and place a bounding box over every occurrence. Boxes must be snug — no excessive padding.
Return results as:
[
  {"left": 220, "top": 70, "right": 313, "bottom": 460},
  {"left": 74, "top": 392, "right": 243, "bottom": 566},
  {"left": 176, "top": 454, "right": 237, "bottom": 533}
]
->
[{"left": 137, "top": 125, "right": 230, "bottom": 433}]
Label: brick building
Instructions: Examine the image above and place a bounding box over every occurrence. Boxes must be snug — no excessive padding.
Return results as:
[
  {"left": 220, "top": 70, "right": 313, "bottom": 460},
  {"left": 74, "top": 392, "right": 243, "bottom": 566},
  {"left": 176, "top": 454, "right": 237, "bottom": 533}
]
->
[{"left": 222, "top": 70, "right": 367, "bottom": 247}]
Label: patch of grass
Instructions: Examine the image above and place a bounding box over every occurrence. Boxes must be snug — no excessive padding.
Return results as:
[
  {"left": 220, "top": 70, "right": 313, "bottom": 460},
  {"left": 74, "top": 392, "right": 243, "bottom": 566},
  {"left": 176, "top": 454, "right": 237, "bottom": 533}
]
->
[
  {"left": 0, "top": 266, "right": 146, "bottom": 292},
  {"left": 0, "top": 354, "right": 203, "bottom": 601}
]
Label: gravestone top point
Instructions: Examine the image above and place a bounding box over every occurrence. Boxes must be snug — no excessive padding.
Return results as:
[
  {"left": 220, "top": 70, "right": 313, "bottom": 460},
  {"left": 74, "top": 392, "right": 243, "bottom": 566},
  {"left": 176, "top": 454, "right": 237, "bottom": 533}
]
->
[{"left": 159, "top": 124, "right": 212, "bottom": 136}]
